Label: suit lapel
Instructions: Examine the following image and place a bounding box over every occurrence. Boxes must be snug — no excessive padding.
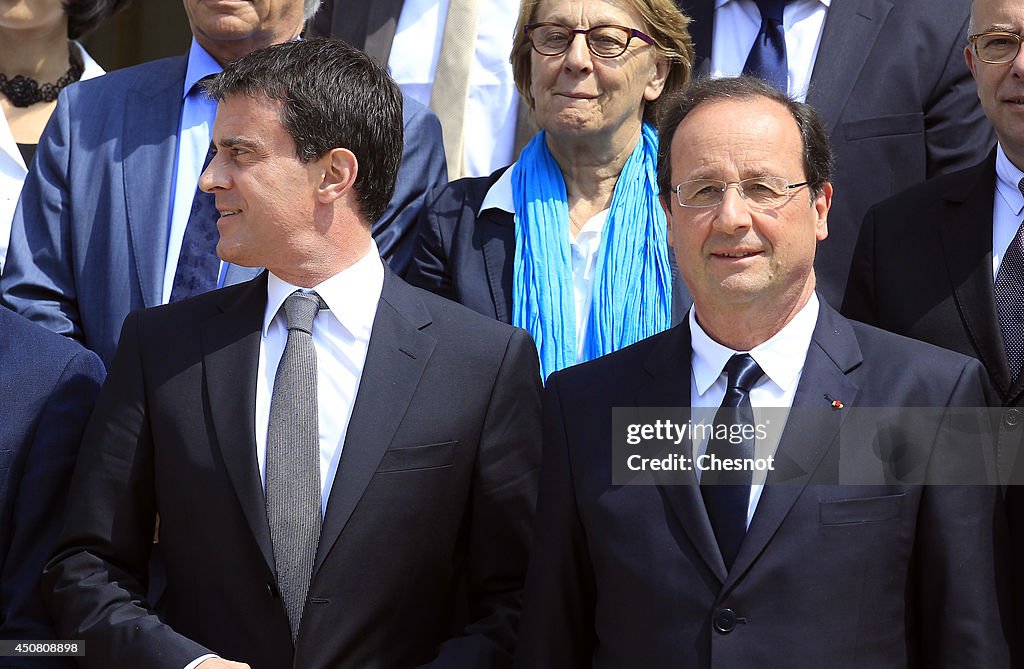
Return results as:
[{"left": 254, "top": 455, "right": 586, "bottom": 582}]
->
[
  {"left": 936, "top": 154, "right": 1011, "bottom": 395},
  {"left": 723, "top": 302, "right": 861, "bottom": 591},
  {"left": 313, "top": 269, "right": 436, "bottom": 572},
  {"left": 363, "top": 0, "right": 404, "bottom": 65},
  {"left": 202, "top": 274, "right": 275, "bottom": 574},
  {"left": 643, "top": 324, "right": 730, "bottom": 582},
  {"left": 806, "top": 0, "right": 893, "bottom": 133},
  {"left": 122, "top": 57, "right": 186, "bottom": 308},
  {"left": 477, "top": 208, "right": 515, "bottom": 323}
]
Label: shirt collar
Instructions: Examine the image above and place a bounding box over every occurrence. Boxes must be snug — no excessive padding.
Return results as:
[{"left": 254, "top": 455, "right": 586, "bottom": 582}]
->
[
  {"left": 183, "top": 38, "right": 223, "bottom": 101},
  {"left": 689, "top": 293, "right": 819, "bottom": 397},
  {"left": 479, "top": 161, "right": 516, "bottom": 215},
  {"left": 263, "top": 238, "right": 385, "bottom": 338},
  {"left": 995, "top": 143, "right": 1024, "bottom": 217}
]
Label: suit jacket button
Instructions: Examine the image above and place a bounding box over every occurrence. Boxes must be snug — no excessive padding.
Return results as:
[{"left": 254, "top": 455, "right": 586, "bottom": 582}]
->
[
  {"left": 713, "top": 608, "right": 737, "bottom": 634},
  {"left": 1005, "top": 408, "right": 1021, "bottom": 428}
]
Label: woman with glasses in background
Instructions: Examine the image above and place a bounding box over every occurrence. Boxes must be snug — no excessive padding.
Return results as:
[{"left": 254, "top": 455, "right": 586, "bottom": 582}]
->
[
  {"left": 408, "top": 0, "right": 693, "bottom": 380},
  {"left": 0, "top": 0, "right": 131, "bottom": 273}
]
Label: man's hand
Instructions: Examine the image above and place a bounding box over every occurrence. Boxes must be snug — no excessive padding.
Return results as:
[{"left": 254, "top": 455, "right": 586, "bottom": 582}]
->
[{"left": 198, "top": 659, "right": 250, "bottom": 669}]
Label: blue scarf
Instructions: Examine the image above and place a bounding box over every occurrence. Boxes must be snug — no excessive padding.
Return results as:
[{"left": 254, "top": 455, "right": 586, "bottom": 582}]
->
[{"left": 512, "top": 122, "right": 672, "bottom": 381}]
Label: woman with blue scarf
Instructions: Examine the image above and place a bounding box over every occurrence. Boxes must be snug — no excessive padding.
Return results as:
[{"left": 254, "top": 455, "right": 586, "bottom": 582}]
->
[{"left": 407, "top": 0, "right": 694, "bottom": 380}]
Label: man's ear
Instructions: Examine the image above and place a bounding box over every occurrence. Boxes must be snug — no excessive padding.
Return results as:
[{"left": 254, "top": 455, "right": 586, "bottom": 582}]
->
[
  {"left": 660, "top": 194, "right": 675, "bottom": 248},
  {"left": 317, "top": 148, "right": 358, "bottom": 204}
]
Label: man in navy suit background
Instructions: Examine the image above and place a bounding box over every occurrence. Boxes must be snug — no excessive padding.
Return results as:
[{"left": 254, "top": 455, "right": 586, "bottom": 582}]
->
[
  {"left": 0, "top": 0, "right": 446, "bottom": 367},
  {"left": 0, "top": 307, "right": 104, "bottom": 668},
  {"left": 515, "top": 76, "right": 1011, "bottom": 668}
]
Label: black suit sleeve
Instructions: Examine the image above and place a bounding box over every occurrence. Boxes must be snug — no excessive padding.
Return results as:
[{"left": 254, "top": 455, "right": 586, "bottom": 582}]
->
[
  {"left": 424, "top": 328, "right": 542, "bottom": 668},
  {"left": 375, "top": 99, "right": 448, "bottom": 276},
  {"left": 0, "top": 347, "right": 104, "bottom": 669},
  {"left": 405, "top": 184, "right": 456, "bottom": 298},
  {"left": 513, "top": 373, "right": 596, "bottom": 669},
  {"left": 918, "top": 360, "right": 1013, "bottom": 668},
  {"left": 42, "top": 312, "right": 211, "bottom": 669},
  {"left": 840, "top": 203, "right": 880, "bottom": 326}
]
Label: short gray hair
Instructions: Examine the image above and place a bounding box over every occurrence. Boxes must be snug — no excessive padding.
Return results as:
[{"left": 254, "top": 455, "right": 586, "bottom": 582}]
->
[{"left": 304, "top": 0, "right": 322, "bottom": 20}]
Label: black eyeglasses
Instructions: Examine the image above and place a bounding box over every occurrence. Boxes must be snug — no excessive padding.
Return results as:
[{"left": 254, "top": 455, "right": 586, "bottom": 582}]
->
[
  {"left": 525, "top": 23, "right": 655, "bottom": 59},
  {"left": 969, "top": 31, "right": 1023, "bottom": 64}
]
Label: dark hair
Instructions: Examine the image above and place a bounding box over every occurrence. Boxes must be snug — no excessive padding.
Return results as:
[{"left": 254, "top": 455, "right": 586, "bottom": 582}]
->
[
  {"left": 205, "top": 38, "right": 403, "bottom": 225},
  {"left": 64, "top": 0, "right": 133, "bottom": 40},
  {"left": 656, "top": 76, "right": 833, "bottom": 203}
]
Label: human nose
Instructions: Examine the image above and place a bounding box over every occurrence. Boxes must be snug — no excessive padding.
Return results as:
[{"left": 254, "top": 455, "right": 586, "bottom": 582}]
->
[
  {"left": 199, "top": 150, "right": 225, "bottom": 193},
  {"left": 713, "top": 183, "right": 753, "bottom": 232},
  {"left": 562, "top": 31, "right": 594, "bottom": 72},
  {"left": 1012, "top": 40, "right": 1024, "bottom": 77}
]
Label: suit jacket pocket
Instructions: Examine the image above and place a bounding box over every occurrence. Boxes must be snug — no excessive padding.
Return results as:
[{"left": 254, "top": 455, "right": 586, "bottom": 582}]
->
[
  {"left": 819, "top": 493, "right": 905, "bottom": 526},
  {"left": 376, "top": 441, "right": 457, "bottom": 473},
  {"left": 841, "top": 112, "right": 923, "bottom": 140}
]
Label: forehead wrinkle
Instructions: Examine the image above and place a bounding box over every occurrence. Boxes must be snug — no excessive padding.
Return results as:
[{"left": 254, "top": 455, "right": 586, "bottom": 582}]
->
[{"left": 536, "top": 0, "right": 644, "bottom": 27}]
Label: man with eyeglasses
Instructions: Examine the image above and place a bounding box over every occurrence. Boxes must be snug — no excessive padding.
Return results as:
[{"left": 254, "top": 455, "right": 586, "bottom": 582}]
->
[
  {"left": 843, "top": 0, "right": 1024, "bottom": 654},
  {"left": 676, "top": 0, "right": 993, "bottom": 309},
  {"left": 515, "top": 76, "right": 1011, "bottom": 668}
]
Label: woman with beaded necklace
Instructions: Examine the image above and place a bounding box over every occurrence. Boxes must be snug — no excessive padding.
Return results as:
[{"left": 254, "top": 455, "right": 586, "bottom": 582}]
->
[{"left": 0, "top": 0, "right": 131, "bottom": 272}]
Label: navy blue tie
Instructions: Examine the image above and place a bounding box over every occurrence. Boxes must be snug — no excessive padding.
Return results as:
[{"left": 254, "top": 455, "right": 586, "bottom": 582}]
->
[
  {"left": 701, "top": 353, "right": 765, "bottom": 569},
  {"left": 743, "top": 0, "right": 788, "bottom": 93},
  {"left": 169, "top": 143, "right": 219, "bottom": 303}
]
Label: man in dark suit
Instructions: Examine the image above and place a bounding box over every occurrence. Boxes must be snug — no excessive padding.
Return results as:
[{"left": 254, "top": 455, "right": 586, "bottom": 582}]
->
[
  {"left": 841, "top": 0, "right": 1024, "bottom": 652},
  {"left": 0, "top": 307, "right": 104, "bottom": 668},
  {"left": 0, "top": 0, "right": 446, "bottom": 368},
  {"left": 677, "top": 0, "right": 993, "bottom": 306},
  {"left": 43, "top": 39, "right": 541, "bottom": 669},
  {"left": 515, "top": 76, "right": 1011, "bottom": 668},
  {"left": 842, "top": 0, "right": 1024, "bottom": 440}
]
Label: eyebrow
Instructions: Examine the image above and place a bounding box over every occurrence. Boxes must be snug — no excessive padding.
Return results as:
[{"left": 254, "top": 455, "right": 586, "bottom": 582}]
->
[
  {"left": 215, "top": 136, "right": 260, "bottom": 151},
  {"left": 979, "top": 24, "right": 1020, "bottom": 33}
]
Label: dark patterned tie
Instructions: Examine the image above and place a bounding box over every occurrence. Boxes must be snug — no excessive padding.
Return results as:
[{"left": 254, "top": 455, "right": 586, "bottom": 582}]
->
[
  {"left": 995, "top": 178, "right": 1024, "bottom": 382},
  {"left": 168, "top": 141, "right": 220, "bottom": 302},
  {"left": 743, "top": 0, "right": 789, "bottom": 93},
  {"left": 266, "top": 291, "right": 326, "bottom": 642},
  {"left": 701, "top": 353, "right": 765, "bottom": 569}
]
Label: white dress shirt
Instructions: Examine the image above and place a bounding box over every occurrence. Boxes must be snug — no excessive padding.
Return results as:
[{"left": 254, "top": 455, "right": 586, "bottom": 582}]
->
[
  {"left": 480, "top": 164, "right": 607, "bottom": 361},
  {"left": 689, "top": 293, "right": 819, "bottom": 527},
  {"left": 710, "top": 0, "right": 830, "bottom": 101},
  {"left": 992, "top": 144, "right": 1024, "bottom": 279},
  {"left": 256, "top": 240, "right": 384, "bottom": 515},
  {"left": 161, "top": 38, "right": 223, "bottom": 303},
  {"left": 185, "top": 240, "right": 385, "bottom": 669},
  {"left": 389, "top": 0, "right": 519, "bottom": 177},
  {"left": 0, "top": 41, "right": 104, "bottom": 273}
]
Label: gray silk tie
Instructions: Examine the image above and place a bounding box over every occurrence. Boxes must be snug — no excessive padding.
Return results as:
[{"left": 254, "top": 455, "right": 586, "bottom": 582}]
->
[
  {"left": 429, "top": 0, "right": 479, "bottom": 179},
  {"left": 995, "top": 179, "right": 1024, "bottom": 383},
  {"left": 266, "top": 291, "right": 325, "bottom": 641}
]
